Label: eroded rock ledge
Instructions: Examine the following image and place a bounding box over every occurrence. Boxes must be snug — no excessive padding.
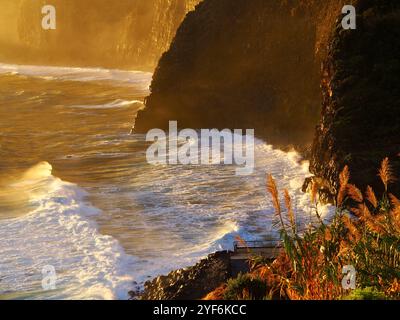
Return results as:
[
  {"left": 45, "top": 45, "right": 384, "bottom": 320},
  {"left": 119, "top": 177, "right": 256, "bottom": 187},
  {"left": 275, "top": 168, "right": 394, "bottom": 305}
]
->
[{"left": 140, "top": 251, "right": 231, "bottom": 300}]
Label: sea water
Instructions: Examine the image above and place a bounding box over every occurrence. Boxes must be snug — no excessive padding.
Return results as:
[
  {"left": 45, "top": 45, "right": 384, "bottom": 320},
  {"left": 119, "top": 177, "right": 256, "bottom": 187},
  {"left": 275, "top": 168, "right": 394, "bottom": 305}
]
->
[{"left": 0, "top": 63, "right": 331, "bottom": 299}]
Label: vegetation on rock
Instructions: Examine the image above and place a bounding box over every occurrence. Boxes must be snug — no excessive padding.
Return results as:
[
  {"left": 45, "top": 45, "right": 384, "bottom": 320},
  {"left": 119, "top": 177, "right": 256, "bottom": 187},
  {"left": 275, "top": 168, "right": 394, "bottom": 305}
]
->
[
  {"left": 205, "top": 158, "right": 400, "bottom": 300},
  {"left": 310, "top": 0, "right": 400, "bottom": 197}
]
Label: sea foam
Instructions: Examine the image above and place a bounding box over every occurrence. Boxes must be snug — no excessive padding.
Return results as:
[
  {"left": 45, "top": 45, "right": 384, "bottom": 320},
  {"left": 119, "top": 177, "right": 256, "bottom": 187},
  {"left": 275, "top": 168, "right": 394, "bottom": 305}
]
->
[
  {"left": 0, "top": 63, "right": 152, "bottom": 90},
  {"left": 0, "top": 162, "right": 138, "bottom": 300}
]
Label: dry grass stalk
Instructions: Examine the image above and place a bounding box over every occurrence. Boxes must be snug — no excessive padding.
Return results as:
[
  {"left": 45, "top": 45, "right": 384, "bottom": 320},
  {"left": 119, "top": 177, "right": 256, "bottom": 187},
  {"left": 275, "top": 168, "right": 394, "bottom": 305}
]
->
[
  {"left": 347, "top": 184, "right": 363, "bottom": 203},
  {"left": 378, "top": 157, "right": 395, "bottom": 191},
  {"left": 358, "top": 203, "right": 384, "bottom": 234},
  {"left": 311, "top": 180, "right": 319, "bottom": 204},
  {"left": 267, "top": 174, "right": 284, "bottom": 228},
  {"left": 284, "top": 189, "right": 296, "bottom": 232},
  {"left": 337, "top": 166, "right": 350, "bottom": 206},
  {"left": 389, "top": 194, "right": 400, "bottom": 230},
  {"left": 366, "top": 185, "right": 378, "bottom": 208},
  {"left": 342, "top": 215, "right": 361, "bottom": 242},
  {"left": 389, "top": 193, "right": 400, "bottom": 208}
]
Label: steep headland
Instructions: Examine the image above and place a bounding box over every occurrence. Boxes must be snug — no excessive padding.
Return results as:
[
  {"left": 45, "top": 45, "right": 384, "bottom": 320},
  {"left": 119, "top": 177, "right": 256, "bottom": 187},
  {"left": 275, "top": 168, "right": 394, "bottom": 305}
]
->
[
  {"left": 136, "top": 0, "right": 400, "bottom": 196},
  {"left": 0, "top": 0, "right": 200, "bottom": 70},
  {"left": 310, "top": 0, "right": 400, "bottom": 196},
  {"left": 134, "top": 0, "right": 349, "bottom": 147}
]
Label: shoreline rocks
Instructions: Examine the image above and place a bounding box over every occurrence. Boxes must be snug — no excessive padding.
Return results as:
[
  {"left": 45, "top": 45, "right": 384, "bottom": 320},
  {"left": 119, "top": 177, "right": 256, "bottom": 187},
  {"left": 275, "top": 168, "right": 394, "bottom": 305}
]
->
[{"left": 139, "top": 251, "right": 232, "bottom": 300}]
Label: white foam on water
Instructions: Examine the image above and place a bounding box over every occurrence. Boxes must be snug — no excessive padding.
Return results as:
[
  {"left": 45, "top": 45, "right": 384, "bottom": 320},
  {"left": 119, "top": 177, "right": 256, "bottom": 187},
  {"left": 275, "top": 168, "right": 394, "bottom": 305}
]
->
[
  {"left": 0, "top": 63, "right": 152, "bottom": 90},
  {"left": 0, "top": 141, "right": 335, "bottom": 300},
  {"left": 117, "top": 137, "right": 336, "bottom": 280},
  {"left": 0, "top": 62, "right": 336, "bottom": 298},
  {"left": 0, "top": 162, "right": 139, "bottom": 300},
  {"left": 68, "top": 99, "right": 144, "bottom": 110}
]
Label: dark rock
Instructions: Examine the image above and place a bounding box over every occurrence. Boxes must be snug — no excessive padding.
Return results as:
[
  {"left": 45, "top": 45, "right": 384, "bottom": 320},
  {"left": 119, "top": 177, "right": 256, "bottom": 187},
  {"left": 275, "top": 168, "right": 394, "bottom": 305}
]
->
[
  {"left": 302, "top": 176, "right": 335, "bottom": 204},
  {"left": 128, "top": 289, "right": 142, "bottom": 300},
  {"left": 310, "top": 0, "right": 400, "bottom": 197},
  {"left": 133, "top": 0, "right": 400, "bottom": 198},
  {"left": 134, "top": 0, "right": 348, "bottom": 149},
  {"left": 140, "top": 251, "right": 232, "bottom": 300}
]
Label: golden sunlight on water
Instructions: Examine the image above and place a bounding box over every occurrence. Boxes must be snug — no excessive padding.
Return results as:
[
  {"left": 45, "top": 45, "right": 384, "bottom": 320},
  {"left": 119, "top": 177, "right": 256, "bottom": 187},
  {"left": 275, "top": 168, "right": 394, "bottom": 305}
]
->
[{"left": 0, "top": 64, "right": 327, "bottom": 299}]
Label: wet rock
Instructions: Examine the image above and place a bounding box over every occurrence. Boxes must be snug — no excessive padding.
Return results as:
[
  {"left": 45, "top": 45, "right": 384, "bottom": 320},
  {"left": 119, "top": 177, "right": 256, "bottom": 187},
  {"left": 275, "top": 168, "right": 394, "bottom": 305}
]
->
[
  {"left": 302, "top": 176, "right": 335, "bottom": 205},
  {"left": 140, "top": 251, "right": 232, "bottom": 300}
]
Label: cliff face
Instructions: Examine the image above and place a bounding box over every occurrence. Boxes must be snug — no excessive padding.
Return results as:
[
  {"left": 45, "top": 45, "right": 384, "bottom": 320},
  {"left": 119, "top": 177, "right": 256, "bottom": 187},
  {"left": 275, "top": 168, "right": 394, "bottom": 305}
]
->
[
  {"left": 1, "top": 0, "right": 199, "bottom": 70},
  {"left": 136, "top": 0, "right": 400, "bottom": 195},
  {"left": 134, "top": 0, "right": 348, "bottom": 147},
  {"left": 310, "top": 0, "right": 400, "bottom": 196}
]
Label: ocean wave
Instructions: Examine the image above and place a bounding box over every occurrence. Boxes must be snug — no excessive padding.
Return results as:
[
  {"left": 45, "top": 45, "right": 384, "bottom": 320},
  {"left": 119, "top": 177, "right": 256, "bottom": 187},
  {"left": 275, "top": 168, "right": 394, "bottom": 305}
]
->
[
  {"left": 0, "top": 63, "right": 152, "bottom": 90},
  {"left": 67, "top": 99, "right": 144, "bottom": 110},
  {"left": 0, "top": 162, "right": 138, "bottom": 300},
  {"left": 0, "top": 133, "right": 335, "bottom": 299},
  {"left": 113, "top": 138, "right": 335, "bottom": 278}
]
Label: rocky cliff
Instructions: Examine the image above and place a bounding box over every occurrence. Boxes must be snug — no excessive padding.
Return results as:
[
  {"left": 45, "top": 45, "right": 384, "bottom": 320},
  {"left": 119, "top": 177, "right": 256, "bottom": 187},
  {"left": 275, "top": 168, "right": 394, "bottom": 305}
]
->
[
  {"left": 0, "top": 0, "right": 200, "bottom": 70},
  {"left": 136, "top": 0, "right": 400, "bottom": 196},
  {"left": 134, "top": 0, "right": 349, "bottom": 147},
  {"left": 310, "top": 0, "right": 400, "bottom": 196}
]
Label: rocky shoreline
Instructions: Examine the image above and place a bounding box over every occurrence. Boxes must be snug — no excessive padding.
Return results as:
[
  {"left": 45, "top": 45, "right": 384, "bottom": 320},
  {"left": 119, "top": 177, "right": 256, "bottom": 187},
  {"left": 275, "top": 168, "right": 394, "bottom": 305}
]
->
[
  {"left": 132, "top": 251, "right": 232, "bottom": 300},
  {"left": 129, "top": 0, "right": 400, "bottom": 301}
]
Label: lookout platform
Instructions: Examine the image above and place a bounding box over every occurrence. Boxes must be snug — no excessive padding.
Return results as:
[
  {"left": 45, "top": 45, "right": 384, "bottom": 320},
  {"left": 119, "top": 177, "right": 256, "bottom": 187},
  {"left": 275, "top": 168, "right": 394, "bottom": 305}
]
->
[{"left": 230, "top": 240, "right": 282, "bottom": 277}]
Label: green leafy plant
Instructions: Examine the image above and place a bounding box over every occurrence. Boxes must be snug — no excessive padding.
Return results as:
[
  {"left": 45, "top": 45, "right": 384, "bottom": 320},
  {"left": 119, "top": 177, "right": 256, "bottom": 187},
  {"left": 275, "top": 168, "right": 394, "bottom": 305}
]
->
[
  {"left": 343, "top": 287, "right": 387, "bottom": 300},
  {"left": 223, "top": 273, "right": 268, "bottom": 300}
]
